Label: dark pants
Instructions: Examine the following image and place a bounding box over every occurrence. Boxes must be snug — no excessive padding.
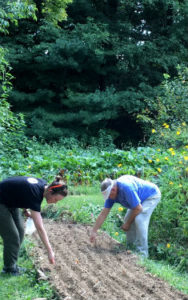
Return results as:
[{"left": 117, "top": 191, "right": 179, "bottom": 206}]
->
[{"left": 0, "top": 204, "right": 24, "bottom": 271}]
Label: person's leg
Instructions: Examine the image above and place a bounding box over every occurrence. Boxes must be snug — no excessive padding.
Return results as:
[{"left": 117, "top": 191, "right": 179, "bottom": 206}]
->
[
  {"left": 124, "top": 209, "right": 136, "bottom": 247},
  {"left": 0, "top": 204, "right": 23, "bottom": 271},
  {"left": 10, "top": 208, "right": 25, "bottom": 246},
  {"left": 134, "top": 192, "right": 161, "bottom": 257},
  {"left": 134, "top": 213, "right": 149, "bottom": 257}
]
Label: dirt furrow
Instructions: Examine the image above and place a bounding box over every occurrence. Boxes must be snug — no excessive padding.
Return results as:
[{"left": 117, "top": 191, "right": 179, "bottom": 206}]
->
[
  {"left": 31, "top": 220, "right": 188, "bottom": 300},
  {"left": 49, "top": 224, "right": 144, "bottom": 299}
]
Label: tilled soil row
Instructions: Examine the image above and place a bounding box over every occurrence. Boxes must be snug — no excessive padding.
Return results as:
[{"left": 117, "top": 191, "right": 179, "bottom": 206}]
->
[{"left": 31, "top": 219, "right": 188, "bottom": 300}]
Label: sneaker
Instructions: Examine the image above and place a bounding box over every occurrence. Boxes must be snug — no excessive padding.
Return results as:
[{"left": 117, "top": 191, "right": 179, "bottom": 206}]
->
[{"left": 1, "top": 266, "right": 26, "bottom": 276}]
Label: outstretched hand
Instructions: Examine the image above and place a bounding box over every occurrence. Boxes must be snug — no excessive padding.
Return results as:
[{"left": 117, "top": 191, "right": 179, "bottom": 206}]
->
[
  {"left": 90, "top": 231, "right": 97, "bottom": 243},
  {"left": 48, "top": 250, "right": 55, "bottom": 264}
]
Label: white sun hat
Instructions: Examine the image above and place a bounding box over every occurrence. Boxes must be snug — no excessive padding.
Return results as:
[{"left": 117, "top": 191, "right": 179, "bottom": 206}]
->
[{"left": 101, "top": 178, "right": 114, "bottom": 201}]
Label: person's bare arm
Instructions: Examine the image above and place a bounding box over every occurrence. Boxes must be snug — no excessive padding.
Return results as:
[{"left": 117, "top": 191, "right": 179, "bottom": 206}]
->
[
  {"left": 90, "top": 208, "right": 111, "bottom": 242},
  {"left": 121, "top": 204, "right": 143, "bottom": 231},
  {"left": 30, "top": 210, "right": 55, "bottom": 264}
]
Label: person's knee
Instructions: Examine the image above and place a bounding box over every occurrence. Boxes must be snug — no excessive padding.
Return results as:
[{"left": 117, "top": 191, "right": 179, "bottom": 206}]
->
[
  {"left": 19, "top": 225, "right": 25, "bottom": 241},
  {"left": 4, "top": 230, "right": 20, "bottom": 248},
  {"left": 134, "top": 214, "right": 148, "bottom": 236},
  {"left": 135, "top": 213, "right": 144, "bottom": 225}
]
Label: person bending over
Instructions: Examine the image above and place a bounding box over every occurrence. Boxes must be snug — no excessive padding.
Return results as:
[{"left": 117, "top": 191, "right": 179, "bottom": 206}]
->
[
  {"left": 90, "top": 175, "right": 161, "bottom": 257},
  {"left": 0, "top": 172, "right": 68, "bottom": 275}
]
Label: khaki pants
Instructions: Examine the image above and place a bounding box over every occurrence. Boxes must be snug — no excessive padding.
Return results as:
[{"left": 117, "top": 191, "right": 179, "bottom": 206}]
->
[
  {"left": 0, "top": 204, "right": 24, "bottom": 271},
  {"left": 124, "top": 191, "right": 161, "bottom": 257}
]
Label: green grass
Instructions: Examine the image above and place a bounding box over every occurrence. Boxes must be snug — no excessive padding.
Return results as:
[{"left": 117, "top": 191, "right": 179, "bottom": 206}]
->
[
  {"left": 138, "top": 257, "right": 188, "bottom": 295},
  {"left": 0, "top": 240, "right": 57, "bottom": 300}
]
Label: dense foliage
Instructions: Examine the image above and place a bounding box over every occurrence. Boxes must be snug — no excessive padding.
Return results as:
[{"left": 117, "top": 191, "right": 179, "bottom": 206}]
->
[
  {"left": 0, "top": 0, "right": 35, "bottom": 158},
  {"left": 137, "top": 65, "right": 188, "bottom": 148},
  {"left": 1, "top": 0, "right": 188, "bottom": 143},
  {"left": 0, "top": 0, "right": 187, "bottom": 274},
  {"left": 0, "top": 0, "right": 72, "bottom": 155},
  {"left": 0, "top": 135, "right": 188, "bottom": 271}
]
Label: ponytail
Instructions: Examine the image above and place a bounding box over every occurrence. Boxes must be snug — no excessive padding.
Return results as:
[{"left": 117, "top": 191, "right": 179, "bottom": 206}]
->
[{"left": 48, "top": 170, "right": 68, "bottom": 196}]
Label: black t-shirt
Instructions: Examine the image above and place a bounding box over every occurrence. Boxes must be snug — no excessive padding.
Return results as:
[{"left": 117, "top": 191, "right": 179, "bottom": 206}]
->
[{"left": 0, "top": 176, "right": 46, "bottom": 212}]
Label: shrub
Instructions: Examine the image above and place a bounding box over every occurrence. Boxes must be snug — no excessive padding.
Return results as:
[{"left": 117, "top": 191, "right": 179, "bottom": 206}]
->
[{"left": 137, "top": 65, "right": 188, "bottom": 148}]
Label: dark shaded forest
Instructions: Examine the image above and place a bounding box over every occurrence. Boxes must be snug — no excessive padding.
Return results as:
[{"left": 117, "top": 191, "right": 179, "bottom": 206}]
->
[{"left": 1, "top": 0, "right": 188, "bottom": 146}]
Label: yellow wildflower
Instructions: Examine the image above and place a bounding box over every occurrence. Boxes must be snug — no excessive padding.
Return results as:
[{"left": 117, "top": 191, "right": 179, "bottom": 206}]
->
[
  {"left": 168, "top": 148, "right": 174, "bottom": 152},
  {"left": 118, "top": 207, "right": 124, "bottom": 212},
  {"left": 157, "top": 149, "right": 161, "bottom": 151},
  {"left": 184, "top": 156, "right": 188, "bottom": 161},
  {"left": 157, "top": 168, "right": 162, "bottom": 173},
  {"left": 28, "top": 165, "right": 31, "bottom": 169},
  {"left": 163, "top": 123, "right": 167, "bottom": 127},
  {"left": 166, "top": 243, "right": 171, "bottom": 248},
  {"left": 176, "top": 131, "right": 180, "bottom": 135},
  {"left": 118, "top": 163, "right": 122, "bottom": 168},
  {"left": 164, "top": 124, "right": 169, "bottom": 129},
  {"left": 171, "top": 151, "right": 175, "bottom": 156},
  {"left": 115, "top": 232, "right": 119, "bottom": 236},
  {"left": 185, "top": 145, "right": 188, "bottom": 149},
  {"left": 156, "top": 158, "right": 160, "bottom": 162},
  {"left": 152, "top": 129, "right": 156, "bottom": 133},
  {"left": 165, "top": 157, "right": 169, "bottom": 160},
  {"left": 182, "top": 122, "right": 186, "bottom": 126},
  {"left": 179, "top": 161, "right": 183, "bottom": 164},
  {"left": 148, "top": 159, "right": 152, "bottom": 163},
  {"left": 169, "top": 181, "right": 173, "bottom": 185},
  {"left": 185, "top": 167, "right": 188, "bottom": 172}
]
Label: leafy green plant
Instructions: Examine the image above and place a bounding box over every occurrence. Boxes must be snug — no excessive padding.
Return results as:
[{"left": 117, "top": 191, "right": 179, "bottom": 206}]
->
[{"left": 137, "top": 65, "right": 188, "bottom": 148}]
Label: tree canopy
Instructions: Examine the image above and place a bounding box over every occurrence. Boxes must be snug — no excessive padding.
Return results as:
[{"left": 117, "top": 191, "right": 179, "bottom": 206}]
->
[{"left": 1, "top": 0, "right": 188, "bottom": 145}]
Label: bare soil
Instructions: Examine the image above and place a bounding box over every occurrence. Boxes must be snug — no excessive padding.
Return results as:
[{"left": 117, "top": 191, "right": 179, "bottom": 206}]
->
[{"left": 31, "top": 219, "right": 188, "bottom": 300}]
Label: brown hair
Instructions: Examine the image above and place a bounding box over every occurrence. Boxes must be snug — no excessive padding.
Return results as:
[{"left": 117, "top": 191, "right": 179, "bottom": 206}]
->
[{"left": 48, "top": 170, "right": 68, "bottom": 196}]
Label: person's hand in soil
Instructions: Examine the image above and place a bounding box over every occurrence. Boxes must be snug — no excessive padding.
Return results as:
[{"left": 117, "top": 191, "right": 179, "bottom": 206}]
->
[
  {"left": 48, "top": 249, "right": 55, "bottom": 264},
  {"left": 89, "top": 208, "right": 111, "bottom": 244},
  {"left": 90, "top": 230, "right": 97, "bottom": 243}
]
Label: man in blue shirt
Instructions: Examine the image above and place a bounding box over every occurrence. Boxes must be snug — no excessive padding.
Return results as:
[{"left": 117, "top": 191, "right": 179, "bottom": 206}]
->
[{"left": 90, "top": 175, "right": 161, "bottom": 257}]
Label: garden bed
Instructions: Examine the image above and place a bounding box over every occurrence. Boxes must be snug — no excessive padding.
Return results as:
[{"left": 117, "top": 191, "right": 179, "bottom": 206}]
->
[{"left": 31, "top": 219, "right": 188, "bottom": 300}]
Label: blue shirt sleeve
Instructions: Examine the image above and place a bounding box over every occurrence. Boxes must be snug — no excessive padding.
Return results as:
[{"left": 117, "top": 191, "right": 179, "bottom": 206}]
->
[{"left": 104, "top": 198, "right": 115, "bottom": 208}]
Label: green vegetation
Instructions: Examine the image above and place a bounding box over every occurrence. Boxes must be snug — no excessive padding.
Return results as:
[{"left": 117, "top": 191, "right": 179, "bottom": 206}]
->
[
  {"left": 138, "top": 258, "right": 188, "bottom": 295},
  {"left": 137, "top": 65, "right": 188, "bottom": 149},
  {"left": 0, "top": 0, "right": 188, "bottom": 298},
  {"left": 1, "top": 1, "right": 188, "bottom": 143},
  {"left": 0, "top": 131, "right": 187, "bottom": 270},
  {"left": 0, "top": 239, "right": 57, "bottom": 299}
]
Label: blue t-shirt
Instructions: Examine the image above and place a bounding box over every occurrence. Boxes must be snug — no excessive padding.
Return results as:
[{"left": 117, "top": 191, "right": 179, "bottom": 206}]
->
[{"left": 104, "top": 175, "right": 159, "bottom": 209}]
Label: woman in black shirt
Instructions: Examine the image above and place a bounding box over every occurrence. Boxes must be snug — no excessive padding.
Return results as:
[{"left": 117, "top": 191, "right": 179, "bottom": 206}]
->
[{"left": 0, "top": 172, "right": 68, "bottom": 276}]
